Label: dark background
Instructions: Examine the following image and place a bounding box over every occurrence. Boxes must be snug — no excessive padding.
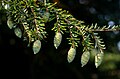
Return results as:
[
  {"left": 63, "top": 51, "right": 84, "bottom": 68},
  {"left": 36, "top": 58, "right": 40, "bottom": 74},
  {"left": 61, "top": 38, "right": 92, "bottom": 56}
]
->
[{"left": 0, "top": 0, "right": 120, "bottom": 79}]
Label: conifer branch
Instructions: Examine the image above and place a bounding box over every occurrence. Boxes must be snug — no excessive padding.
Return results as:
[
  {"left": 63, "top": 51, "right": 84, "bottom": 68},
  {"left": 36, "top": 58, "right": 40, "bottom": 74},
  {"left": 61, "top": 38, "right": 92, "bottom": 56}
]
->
[{"left": 2, "top": 0, "right": 120, "bottom": 67}]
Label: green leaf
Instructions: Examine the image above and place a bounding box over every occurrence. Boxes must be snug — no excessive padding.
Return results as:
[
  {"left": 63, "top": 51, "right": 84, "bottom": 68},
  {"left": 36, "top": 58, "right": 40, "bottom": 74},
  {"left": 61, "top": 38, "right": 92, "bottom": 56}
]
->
[
  {"left": 14, "top": 27, "right": 22, "bottom": 38},
  {"left": 81, "top": 51, "right": 90, "bottom": 67},
  {"left": 67, "top": 47, "right": 76, "bottom": 63},
  {"left": 54, "top": 32, "right": 62, "bottom": 49},
  {"left": 33, "top": 40, "right": 41, "bottom": 54},
  {"left": 7, "top": 17, "right": 14, "bottom": 29},
  {"left": 39, "top": 23, "right": 45, "bottom": 26},
  {"left": 95, "top": 50, "right": 104, "bottom": 68}
]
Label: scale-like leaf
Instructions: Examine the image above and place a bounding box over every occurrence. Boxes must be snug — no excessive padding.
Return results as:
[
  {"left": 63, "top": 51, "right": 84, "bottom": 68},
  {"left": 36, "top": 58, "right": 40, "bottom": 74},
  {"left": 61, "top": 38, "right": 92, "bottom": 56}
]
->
[
  {"left": 95, "top": 50, "right": 104, "bottom": 68},
  {"left": 14, "top": 27, "right": 22, "bottom": 38},
  {"left": 54, "top": 32, "right": 62, "bottom": 49},
  {"left": 33, "top": 40, "right": 41, "bottom": 54},
  {"left": 7, "top": 17, "right": 14, "bottom": 29},
  {"left": 67, "top": 47, "right": 76, "bottom": 63},
  {"left": 81, "top": 51, "right": 90, "bottom": 67}
]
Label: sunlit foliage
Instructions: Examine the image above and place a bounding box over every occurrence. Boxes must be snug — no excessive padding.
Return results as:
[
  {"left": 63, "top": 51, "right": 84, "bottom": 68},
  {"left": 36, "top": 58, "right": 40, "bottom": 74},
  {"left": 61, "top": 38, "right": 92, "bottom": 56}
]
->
[{"left": 1, "top": 0, "right": 120, "bottom": 68}]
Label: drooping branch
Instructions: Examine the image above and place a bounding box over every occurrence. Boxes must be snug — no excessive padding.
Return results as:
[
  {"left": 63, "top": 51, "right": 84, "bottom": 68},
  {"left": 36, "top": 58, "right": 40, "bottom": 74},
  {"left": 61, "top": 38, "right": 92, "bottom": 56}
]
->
[{"left": 3, "top": 0, "right": 120, "bottom": 68}]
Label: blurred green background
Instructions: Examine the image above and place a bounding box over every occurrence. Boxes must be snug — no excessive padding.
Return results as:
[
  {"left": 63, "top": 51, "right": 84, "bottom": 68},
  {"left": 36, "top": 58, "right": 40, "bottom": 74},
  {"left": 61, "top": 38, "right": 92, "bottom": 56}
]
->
[{"left": 0, "top": 0, "right": 120, "bottom": 79}]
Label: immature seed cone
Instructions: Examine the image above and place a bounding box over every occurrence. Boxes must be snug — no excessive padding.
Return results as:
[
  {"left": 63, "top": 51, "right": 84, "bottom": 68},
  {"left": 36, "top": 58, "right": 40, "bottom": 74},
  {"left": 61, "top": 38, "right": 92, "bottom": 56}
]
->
[
  {"left": 67, "top": 47, "right": 76, "bottom": 63},
  {"left": 81, "top": 51, "right": 90, "bottom": 67},
  {"left": 33, "top": 40, "right": 41, "bottom": 54},
  {"left": 54, "top": 32, "right": 62, "bottom": 49},
  {"left": 14, "top": 27, "right": 22, "bottom": 38},
  {"left": 95, "top": 50, "right": 104, "bottom": 68},
  {"left": 7, "top": 17, "right": 14, "bottom": 29}
]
